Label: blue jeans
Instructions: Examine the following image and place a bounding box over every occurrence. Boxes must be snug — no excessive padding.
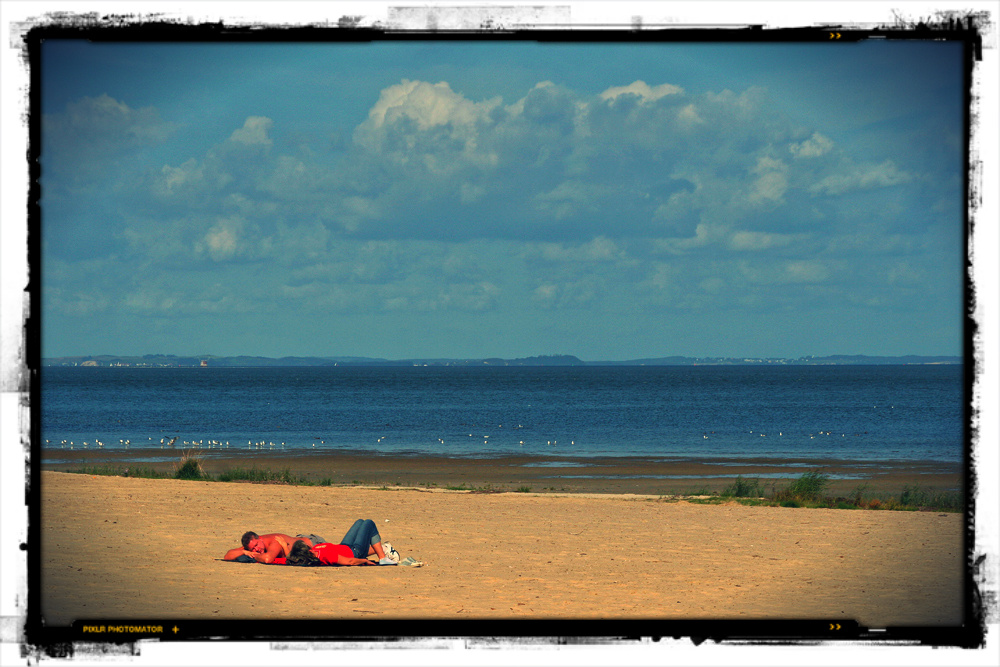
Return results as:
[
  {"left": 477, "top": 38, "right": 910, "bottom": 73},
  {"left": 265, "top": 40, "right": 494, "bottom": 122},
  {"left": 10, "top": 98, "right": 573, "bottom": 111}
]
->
[{"left": 339, "top": 519, "right": 381, "bottom": 559}]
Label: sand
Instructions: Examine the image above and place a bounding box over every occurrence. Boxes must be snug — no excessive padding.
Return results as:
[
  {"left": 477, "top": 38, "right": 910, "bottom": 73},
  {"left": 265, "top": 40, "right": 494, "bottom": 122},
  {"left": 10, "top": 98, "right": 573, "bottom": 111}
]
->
[{"left": 38, "top": 468, "right": 966, "bottom": 633}]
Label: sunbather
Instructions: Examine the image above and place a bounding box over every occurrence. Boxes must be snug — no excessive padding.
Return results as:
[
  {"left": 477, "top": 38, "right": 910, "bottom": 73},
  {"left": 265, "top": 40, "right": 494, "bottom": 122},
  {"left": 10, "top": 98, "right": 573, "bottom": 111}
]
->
[
  {"left": 223, "top": 531, "right": 317, "bottom": 563},
  {"left": 224, "top": 520, "right": 399, "bottom": 565}
]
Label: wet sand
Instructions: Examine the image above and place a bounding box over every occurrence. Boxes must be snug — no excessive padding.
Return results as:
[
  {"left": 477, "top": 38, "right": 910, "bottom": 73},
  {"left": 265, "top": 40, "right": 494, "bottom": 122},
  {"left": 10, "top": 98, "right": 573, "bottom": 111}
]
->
[
  {"left": 38, "top": 463, "right": 967, "bottom": 633},
  {"left": 39, "top": 448, "right": 964, "bottom": 497}
]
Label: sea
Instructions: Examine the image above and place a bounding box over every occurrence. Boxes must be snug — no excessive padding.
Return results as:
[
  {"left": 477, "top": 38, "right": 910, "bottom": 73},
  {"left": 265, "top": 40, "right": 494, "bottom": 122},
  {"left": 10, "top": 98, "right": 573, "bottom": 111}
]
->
[{"left": 38, "top": 365, "right": 966, "bottom": 468}]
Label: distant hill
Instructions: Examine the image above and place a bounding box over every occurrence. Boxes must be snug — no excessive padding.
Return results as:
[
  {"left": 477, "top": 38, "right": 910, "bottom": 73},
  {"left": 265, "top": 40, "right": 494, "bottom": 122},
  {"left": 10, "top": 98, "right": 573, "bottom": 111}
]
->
[
  {"left": 588, "top": 354, "right": 963, "bottom": 366},
  {"left": 41, "top": 353, "right": 961, "bottom": 367}
]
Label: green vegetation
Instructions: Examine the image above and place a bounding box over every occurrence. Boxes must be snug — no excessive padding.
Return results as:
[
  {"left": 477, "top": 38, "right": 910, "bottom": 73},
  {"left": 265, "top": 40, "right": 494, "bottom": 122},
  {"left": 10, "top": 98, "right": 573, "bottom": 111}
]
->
[
  {"left": 686, "top": 471, "right": 962, "bottom": 513},
  {"left": 777, "top": 470, "right": 830, "bottom": 501},
  {"left": 54, "top": 463, "right": 963, "bottom": 512},
  {"left": 69, "top": 464, "right": 167, "bottom": 479},
  {"left": 174, "top": 452, "right": 207, "bottom": 480},
  {"left": 216, "top": 465, "right": 297, "bottom": 484},
  {"left": 721, "top": 475, "right": 766, "bottom": 498}
]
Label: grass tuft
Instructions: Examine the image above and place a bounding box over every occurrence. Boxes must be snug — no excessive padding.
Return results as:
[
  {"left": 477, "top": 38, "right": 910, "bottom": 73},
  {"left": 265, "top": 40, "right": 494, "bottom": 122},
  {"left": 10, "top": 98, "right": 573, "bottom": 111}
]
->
[
  {"left": 721, "top": 475, "right": 765, "bottom": 498},
  {"left": 174, "top": 450, "right": 207, "bottom": 480},
  {"left": 776, "top": 470, "right": 829, "bottom": 502},
  {"left": 216, "top": 465, "right": 294, "bottom": 484}
]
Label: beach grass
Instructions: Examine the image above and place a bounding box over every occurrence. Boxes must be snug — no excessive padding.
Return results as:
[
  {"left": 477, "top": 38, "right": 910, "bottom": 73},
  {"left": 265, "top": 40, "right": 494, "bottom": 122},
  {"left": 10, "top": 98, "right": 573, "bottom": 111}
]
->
[
  {"left": 216, "top": 465, "right": 297, "bottom": 484},
  {"left": 684, "top": 471, "right": 962, "bottom": 513},
  {"left": 721, "top": 475, "right": 767, "bottom": 498},
  {"left": 776, "top": 470, "right": 830, "bottom": 501},
  {"left": 174, "top": 450, "right": 207, "bottom": 480},
  {"left": 57, "top": 463, "right": 963, "bottom": 513},
  {"left": 69, "top": 463, "right": 168, "bottom": 479}
]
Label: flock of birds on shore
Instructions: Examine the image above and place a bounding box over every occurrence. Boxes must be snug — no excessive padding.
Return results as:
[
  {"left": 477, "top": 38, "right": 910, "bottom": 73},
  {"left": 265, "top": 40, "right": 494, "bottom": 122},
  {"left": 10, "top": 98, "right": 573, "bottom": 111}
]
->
[{"left": 45, "top": 423, "right": 876, "bottom": 452}]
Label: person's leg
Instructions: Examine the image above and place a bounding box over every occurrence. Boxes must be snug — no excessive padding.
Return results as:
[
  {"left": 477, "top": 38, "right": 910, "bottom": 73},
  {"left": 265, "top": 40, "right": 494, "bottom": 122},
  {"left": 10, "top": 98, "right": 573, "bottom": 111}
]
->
[
  {"left": 369, "top": 541, "right": 387, "bottom": 560},
  {"left": 340, "top": 519, "right": 383, "bottom": 559},
  {"left": 338, "top": 520, "right": 364, "bottom": 547}
]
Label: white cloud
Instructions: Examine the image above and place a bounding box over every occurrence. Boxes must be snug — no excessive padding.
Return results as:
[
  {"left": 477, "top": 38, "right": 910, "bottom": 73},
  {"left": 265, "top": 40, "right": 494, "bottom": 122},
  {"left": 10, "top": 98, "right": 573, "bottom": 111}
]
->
[
  {"left": 728, "top": 230, "right": 798, "bottom": 251},
  {"left": 46, "top": 94, "right": 175, "bottom": 147},
  {"left": 356, "top": 79, "right": 501, "bottom": 146},
  {"left": 529, "top": 280, "right": 598, "bottom": 309},
  {"left": 748, "top": 156, "right": 789, "bottom": 205},
  {"left": 676, "top": 103, "right": 704, "bottom": 126},
  {"left": 527, "top": 236, "right": 626, "bottom": 263},
  {"left": 229, "top": 116, "right": 274, "bottom": 146},
  {"left": 155, "top": 158, "right": 211, "bottom": 197},
  {"left": 348, "top": 80, "right": 509, "bottom": 203},
  {"left": 783, "top": 260, "right": 830, "bottom": 283},
  {"left": 653, "top": 222, "right": 718, "bottom": 253},
  {"left": 790, "top": 132, "right": 834, "bottom": 158},
  {"left": 345, "top": 78, "right": 872, "bottom": 244},
  {"left": 197, "top": 217, "right": 245, "bottom": 261},
  {"left": 810, "top": 160, "right": 912, "bottom": 196},
  {"left": 600, "top": 80, "right": 683, "bottom": 103},
  {"left": 42, "top": 94, "right": 176, "bottom": 184},
  {"left": 738, "top": 259, "right": 831, "bottom": 285}
]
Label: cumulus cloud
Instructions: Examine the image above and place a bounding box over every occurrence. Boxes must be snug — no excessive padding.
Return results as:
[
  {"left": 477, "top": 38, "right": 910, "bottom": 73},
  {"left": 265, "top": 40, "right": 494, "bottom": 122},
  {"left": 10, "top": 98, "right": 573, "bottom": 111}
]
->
[
  {"left": 42, "top": 94, "right": 176, "bottom": 186},
  {"left": 353, "top": 79, "right": 502, "bottom": 167},
  {"left": 737, "top": 258, "right": 832, "bottom": 286},
  {"left": 599, "top": 80, "right": 684, "bottom": 103},
  {"left": 44, "top": 94, "right": 175, "bottom": 150},
  {"left": 525, "top": 236, "right": 627, "bottom": 263},
  {"left": 229, "top": 116, "right": 273, "bottom": 146},
  {"left": 809, "top": 160, "right": 912, "bottom": 196},
  {"left": 748, "top": 156, "right": 789, "bottom": 205},
  {"left": 148, "top": 116, "right": 281, "bottom": 209},
  {"left": 363, "top": 79, "right": 500, "bottom": 131},
  {"left": 118, "top": 78, "right": 924, "bottom": 256},
  {"left": 198, "top": 217, "right": 244, "bottom": 261},
  {"left": 790, "top": 132, "right": 834, "bottom": 158},
  {"left": 50, "top": 78, "right": 945, "bottom": 331},
  {"left": 728, "top": 230, "right": 798, "bottom": 251}
]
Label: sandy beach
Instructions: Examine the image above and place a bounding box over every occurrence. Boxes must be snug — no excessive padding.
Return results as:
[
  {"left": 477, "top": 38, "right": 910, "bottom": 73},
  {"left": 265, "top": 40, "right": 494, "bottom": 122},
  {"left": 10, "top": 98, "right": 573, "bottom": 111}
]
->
[{"left": 37, "top": 465, "right": 967, "bottom": 636}]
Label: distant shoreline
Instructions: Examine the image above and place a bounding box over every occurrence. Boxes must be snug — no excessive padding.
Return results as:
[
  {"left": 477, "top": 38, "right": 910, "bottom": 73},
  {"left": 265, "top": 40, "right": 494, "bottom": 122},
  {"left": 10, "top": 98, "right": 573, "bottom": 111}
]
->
[
  {"left": 39, "top": 448, "right": 964, "bottom": 497},
  {"left": 40, "top": 353, "right": 963, "bottom": 368}
]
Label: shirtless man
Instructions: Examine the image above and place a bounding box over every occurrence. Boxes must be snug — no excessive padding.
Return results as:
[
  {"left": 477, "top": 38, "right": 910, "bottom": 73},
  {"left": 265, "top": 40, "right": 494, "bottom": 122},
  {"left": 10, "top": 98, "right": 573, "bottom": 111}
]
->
[
  {"left": 223, "top": 531, "right": 320, "bottom": 564},
  {"left": 224, "top": 521, "right": 398, "bottom": 566}
]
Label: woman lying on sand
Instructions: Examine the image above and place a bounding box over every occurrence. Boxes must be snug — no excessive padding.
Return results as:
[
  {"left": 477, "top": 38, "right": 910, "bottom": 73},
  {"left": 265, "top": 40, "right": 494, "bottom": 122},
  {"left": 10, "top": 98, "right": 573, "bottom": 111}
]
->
[{"left": 224, "top": 519, "right": 400, "bottom": 566}]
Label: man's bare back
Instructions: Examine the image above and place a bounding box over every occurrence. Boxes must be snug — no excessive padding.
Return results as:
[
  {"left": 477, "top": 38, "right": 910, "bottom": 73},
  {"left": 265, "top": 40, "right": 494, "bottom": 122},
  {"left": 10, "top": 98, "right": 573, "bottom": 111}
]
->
[{"left": 224, "top": 532, "right": 314, "bottom": 563}]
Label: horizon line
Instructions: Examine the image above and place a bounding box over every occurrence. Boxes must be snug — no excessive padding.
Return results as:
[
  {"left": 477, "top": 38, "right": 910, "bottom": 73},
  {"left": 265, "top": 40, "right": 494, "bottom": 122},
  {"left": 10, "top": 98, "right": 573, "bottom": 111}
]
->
[{"left": 41, "top": 352, "right": 964, "bottom": 362}]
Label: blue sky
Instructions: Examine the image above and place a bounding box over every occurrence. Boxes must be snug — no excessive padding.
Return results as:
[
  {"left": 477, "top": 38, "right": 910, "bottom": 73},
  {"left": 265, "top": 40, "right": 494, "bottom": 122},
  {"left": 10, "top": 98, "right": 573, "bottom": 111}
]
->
[{"left": 39, "top": 36, "right": 968, "bottom": 361}]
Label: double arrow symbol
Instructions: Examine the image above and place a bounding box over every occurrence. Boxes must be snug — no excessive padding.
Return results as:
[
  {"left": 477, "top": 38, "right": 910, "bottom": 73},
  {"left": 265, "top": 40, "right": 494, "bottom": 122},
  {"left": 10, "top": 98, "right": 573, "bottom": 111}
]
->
[
  {"left": 829, "top": 32, "right": 842, "bottom": 39},
  {"left": 829, "top": 623, "right": 842, "bottom": 631}
]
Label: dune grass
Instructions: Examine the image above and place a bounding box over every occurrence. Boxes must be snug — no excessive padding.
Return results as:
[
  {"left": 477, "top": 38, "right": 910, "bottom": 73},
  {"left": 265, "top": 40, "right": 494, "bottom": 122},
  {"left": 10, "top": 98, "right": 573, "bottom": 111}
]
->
[
  {"left": 721, "top": 475, "right": 767, "bottom": 498},
  {"left": 58, "top": 462, "right": 962, "bottom": 512},
  {"left": 704, "top": 470, "right": 963, "bottom": 513},
  {"left": 69, "top": 463, "right": 168, "bottom": 479},
  {"left": 216, "top": 465, "right": 297, "bottom": 484},
  {"left": 174, "top": 450, "right": 207, "bottom": 480}
]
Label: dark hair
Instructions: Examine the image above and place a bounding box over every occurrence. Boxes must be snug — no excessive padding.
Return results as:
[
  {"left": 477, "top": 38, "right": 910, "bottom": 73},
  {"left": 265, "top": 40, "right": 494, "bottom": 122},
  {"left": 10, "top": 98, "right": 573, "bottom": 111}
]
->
[
  {"left": 286, "top": 540, "right": 322, "bottom": 567},
  {"left": 241, "top": 531, "right": 259, "bottom": 550}
]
